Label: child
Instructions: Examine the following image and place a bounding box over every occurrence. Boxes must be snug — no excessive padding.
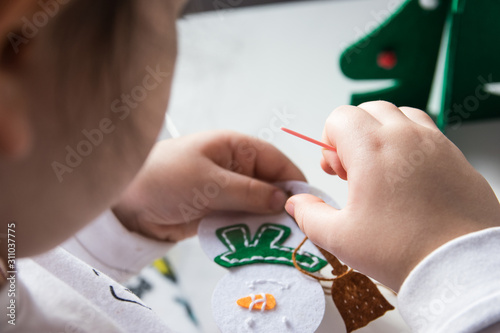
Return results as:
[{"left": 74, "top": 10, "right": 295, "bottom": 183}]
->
[
  {"left": 0, "top": 1, "right": 499, "bottom": 332},
  {"left": 0, "top": 0, "right": 305, "bottom": 331}
]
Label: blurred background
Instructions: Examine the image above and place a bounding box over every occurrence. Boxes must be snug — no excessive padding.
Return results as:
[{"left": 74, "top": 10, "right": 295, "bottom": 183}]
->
[{"left": 139, "top": 0, "right": 500, "bottom": 331}]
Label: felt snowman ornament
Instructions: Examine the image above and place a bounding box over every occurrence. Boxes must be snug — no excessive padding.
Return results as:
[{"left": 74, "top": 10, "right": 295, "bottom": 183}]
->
[{"left": 198, "top": 181, "right": 335, "bottom": 333}]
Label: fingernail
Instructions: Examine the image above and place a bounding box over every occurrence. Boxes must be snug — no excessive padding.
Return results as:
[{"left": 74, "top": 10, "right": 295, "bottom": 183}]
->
[
  {"left": 284, "top": 200, "right": 295, "bottom": 217},
  {"left": 270, "top": 190, "right": 287, "bottom": 212}
]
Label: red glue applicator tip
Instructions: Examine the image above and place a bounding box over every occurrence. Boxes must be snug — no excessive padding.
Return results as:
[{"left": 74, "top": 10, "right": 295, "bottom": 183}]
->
[{"left": 280, "top": 127, "right": 336, "bottom": 151}]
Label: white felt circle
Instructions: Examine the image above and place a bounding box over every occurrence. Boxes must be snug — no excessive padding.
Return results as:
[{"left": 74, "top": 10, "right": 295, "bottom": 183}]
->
[{"left": 212, "top": 264, "right": 325, "bottom": 333}]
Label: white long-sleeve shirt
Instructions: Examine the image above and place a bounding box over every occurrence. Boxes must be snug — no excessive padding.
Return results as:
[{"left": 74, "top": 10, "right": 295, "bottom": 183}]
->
[
  {"left": 398, "top": 227, "right": 500, "bottom": 333},
  {"left": 0, "top": 210, "right": 175, "bottom": 332},
  {"left": 1, "top": 211, "right": 500, "bottom": 332}
]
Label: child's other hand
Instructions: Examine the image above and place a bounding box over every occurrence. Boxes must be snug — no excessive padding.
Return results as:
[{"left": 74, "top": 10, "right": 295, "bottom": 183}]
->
[
  {"left": 286, "top": 101, "right": 500, "bottom": 291},
  {"left": 112, "top": 130, "right": 305, "bottom": 243}
]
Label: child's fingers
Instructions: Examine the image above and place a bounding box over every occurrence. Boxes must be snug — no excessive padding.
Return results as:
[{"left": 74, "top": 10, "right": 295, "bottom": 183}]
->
[
  {"left": 208, "top": 171, "right": 288, "bottom": 214},
  {"left": 233, "top": 135, "right": 307, "bottom": 183},
  {"left": 285, "top": 193, "right": 344, "bottom": 253},
  {"left": 399, "top": 106, "right": 439, "bottom": 130},
  {"left": 320, "top": 155, "right": 336, "bottom": 175},
  {"left": 323, "top": 105, "right": 381, "bottom": 151},
  {"left": 320, "top": 130, "right": 338, "bottom": 176},
  {"left": 322, "top": 105, "right": 381, "bottom": 172},
  {"left": 320, "top": 150, "right": 347, "bottom": 180},
  {"left": 357, "top": 100, "right": 410, "bottom": 124}
]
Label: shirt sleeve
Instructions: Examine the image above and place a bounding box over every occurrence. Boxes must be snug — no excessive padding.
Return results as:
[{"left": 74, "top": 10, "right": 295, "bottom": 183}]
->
[
  {"left": 398, "top": 227, "right": 500, "bottom": 333},
  {"left": 62, "top": 210, "right": 175, "bottom": 282}
]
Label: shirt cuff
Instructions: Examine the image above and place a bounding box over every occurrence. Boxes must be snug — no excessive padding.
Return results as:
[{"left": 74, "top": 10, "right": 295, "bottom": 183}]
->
[
  {"left": 398, "top": 227, "right": 500, "bottom": 333},
  {"left": 62, "top": 210, "right": 175, "bottom": 282}
]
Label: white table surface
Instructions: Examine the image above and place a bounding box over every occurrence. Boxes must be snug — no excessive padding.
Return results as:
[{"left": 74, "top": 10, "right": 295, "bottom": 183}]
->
[{"left": 156, "top": 0, "right": 500, "bottom": 331}]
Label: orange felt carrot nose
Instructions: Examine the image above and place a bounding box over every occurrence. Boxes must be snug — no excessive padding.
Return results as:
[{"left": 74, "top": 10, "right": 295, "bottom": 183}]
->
[{"left": 237, "top": 293, "right": 276, "bottom": 311}]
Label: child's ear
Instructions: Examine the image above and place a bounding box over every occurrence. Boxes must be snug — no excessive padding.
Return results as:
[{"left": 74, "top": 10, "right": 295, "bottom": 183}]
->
[
  {"left": 0, "top": 73, "right": 32, "bottom": 159},
  {"left": 0, "top": 1, "right": 37, "bottom": 160}
]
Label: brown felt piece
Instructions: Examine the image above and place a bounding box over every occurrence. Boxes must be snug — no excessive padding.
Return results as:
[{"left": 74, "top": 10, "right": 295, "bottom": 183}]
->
[
  {"left": 315, "top": 246, "right": 394, "bottom": 332},
  {"left": 317, "top": 246, "right": 348, "bottom": 276},
  {"left": 291, "top": 233, "right": 395, "bottom": 331},
  {"left": 331, "top": 270, "right": 394, "bottom": 333}
]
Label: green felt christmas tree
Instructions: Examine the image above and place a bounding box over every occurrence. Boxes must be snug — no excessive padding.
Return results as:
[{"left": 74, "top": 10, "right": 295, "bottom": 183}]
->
[{"left": 340, "top": 0, "right": 500, "bottom": 131}]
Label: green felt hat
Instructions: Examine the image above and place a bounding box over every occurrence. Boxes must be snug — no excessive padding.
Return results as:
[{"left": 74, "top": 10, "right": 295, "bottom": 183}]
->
[{"left": 214, "top": 223, "right": 327, "bottom": 273}]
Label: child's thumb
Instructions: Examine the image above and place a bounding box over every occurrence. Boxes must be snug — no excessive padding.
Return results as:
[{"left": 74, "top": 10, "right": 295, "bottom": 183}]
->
[{"left": 285, "top": 193, "right": 342, "bottom": 250}]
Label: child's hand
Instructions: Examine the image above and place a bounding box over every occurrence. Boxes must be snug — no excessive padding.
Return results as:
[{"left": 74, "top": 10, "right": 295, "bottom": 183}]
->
[
  {"left": 286, "top": 101, "right": 500, "bottom": 291},
  {"left": 112, "top": 130, "right": 305, "bottom": 243}
]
